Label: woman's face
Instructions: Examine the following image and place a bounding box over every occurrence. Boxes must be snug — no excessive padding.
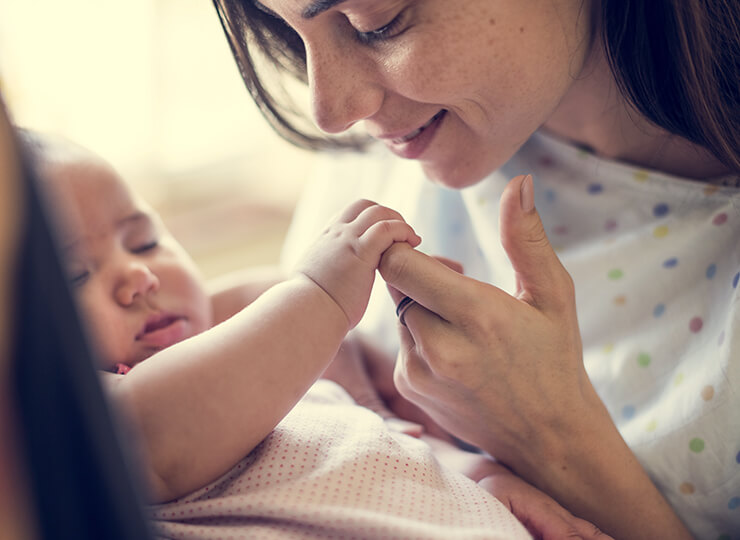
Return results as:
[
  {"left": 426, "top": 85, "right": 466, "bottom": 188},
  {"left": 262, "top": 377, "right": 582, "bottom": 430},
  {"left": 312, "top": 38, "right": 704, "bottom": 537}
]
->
[{"left": 256, "top": 0, "right": 595, "bottom": 188}]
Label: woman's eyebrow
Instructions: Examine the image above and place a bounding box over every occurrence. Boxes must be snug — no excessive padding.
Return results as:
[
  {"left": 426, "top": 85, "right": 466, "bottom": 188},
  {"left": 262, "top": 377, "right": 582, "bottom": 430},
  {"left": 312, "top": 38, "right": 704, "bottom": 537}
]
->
[
  {"left": 302, "top": 0, "right": 348, "bottom": 19},
  {"left": 252, "top": 0, "right": 348, "bottom": 20}
]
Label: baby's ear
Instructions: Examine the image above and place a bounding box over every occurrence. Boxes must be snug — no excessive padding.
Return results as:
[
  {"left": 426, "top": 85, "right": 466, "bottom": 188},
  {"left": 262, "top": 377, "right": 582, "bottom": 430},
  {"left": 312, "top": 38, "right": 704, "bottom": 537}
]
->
[{"left": 431, "top": 256, "right": 464, "bottom": 275}]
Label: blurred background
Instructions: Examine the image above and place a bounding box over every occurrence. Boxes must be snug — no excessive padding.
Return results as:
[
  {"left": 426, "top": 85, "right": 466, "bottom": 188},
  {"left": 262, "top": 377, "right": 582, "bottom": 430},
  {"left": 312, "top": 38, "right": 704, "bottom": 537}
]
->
[{"left": 0, "top": 0, "right": 317, "bottom": 279}]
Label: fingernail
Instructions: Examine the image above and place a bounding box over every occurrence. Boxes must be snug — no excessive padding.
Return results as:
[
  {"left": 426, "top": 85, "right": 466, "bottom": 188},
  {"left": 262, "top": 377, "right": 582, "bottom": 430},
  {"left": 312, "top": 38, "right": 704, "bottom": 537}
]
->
[{"left": 520, "top": 174, "right": 535, "bottom": 212}]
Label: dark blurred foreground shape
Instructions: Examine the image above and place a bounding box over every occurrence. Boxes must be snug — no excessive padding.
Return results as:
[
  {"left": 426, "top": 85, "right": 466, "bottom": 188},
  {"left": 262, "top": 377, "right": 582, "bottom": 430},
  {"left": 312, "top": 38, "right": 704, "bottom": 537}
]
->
[{"left": 1, "top": 97, "right": 153, "bottom": 540}]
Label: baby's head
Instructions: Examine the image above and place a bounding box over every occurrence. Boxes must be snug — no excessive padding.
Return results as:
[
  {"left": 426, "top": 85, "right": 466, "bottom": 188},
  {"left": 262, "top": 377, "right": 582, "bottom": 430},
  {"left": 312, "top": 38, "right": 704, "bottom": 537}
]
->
[{"left": 24, "top": 131, "right": 213, "bottom": 372}]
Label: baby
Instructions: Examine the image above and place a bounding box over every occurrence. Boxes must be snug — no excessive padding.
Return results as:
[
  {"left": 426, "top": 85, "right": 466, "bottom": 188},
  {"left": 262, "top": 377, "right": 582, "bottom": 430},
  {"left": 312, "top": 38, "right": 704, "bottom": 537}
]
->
[{"left": 27, "top": 131, "right": 532, "bottom": 539}]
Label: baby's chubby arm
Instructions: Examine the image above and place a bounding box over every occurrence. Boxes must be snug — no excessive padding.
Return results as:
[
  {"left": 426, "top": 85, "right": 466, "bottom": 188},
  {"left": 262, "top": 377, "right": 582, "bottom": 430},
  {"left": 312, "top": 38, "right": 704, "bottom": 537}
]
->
[{"left": 111, "top": 199, "right": 419, "bottom": 503}]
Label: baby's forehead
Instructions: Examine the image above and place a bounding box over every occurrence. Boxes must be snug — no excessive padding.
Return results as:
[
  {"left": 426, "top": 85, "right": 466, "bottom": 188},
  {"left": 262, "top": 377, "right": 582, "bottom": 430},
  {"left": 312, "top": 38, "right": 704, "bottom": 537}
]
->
[
  {"left": 44, "top": 156, "right": 134, "bottom": 205},
  {"left": 42, "top": 158, "right": 150, "bottom": 236}
]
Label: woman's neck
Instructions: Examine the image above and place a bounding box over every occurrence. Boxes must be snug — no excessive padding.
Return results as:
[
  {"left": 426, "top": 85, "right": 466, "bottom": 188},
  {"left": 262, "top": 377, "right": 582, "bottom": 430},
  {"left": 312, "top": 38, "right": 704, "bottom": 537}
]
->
[{"left": 543, "top": 43, "right": 732, "bottom": 180}]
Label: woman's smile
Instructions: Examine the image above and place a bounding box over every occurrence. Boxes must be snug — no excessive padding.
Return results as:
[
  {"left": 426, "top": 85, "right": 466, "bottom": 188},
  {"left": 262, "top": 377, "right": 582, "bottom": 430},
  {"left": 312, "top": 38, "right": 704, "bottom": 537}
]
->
[{"left": 377, "top": 109, "right": 447, "bottom": 159}]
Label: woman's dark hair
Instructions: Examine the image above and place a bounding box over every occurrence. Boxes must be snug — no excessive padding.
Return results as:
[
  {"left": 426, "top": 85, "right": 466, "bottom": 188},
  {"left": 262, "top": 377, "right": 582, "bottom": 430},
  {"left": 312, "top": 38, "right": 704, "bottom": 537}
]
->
[{"left": 212, "top": 0, "right": 740, "bottom": 171}]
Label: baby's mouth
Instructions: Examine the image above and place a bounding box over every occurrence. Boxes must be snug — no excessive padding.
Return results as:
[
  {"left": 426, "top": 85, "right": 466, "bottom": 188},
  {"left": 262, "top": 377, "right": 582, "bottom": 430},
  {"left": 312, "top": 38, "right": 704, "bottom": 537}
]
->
[
  {"left": 135, "top": 312, "right": 188, "bottom": 350},
  {"left": 137, "top": 314, "right": 181, "bottom": 338}
]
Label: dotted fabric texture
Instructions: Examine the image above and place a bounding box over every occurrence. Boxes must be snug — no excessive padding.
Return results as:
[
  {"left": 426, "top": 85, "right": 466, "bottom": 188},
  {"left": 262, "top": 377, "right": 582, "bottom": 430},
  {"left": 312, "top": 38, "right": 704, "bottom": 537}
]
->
[
  {"left": 282, "top": 132, "right": 740, "bottom": 539},
  {"left": 149, "top": 381, "right": 531, "bottom": 539}
]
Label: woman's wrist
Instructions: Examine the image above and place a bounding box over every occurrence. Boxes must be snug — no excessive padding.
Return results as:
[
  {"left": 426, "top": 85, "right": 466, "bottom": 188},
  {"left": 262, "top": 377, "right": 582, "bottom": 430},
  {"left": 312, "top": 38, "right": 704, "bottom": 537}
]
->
[{"left": 513, "top": 388, "right": 692, "bottom": 540}]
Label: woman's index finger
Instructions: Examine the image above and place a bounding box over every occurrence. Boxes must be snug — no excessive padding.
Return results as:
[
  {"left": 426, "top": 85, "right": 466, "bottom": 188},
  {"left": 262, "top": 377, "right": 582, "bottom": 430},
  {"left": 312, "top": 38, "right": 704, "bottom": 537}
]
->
[{"left": 378, "top": 243, "right": 480, "bottom": 321}]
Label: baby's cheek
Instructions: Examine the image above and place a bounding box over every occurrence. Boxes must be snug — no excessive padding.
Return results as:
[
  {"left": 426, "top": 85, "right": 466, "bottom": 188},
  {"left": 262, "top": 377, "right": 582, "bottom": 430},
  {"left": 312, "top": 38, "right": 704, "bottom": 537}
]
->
[{"left": 77, "top": 306, "right": 129, "bottom": 370}]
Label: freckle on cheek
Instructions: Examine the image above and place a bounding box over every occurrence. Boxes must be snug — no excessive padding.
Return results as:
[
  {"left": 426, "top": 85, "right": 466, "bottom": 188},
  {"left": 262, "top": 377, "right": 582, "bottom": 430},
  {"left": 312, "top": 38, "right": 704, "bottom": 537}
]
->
[
  {"left": 520, "top": 27, "right": 525, "bottom": 33},
  {"left": 489, "top": 18, "right": 496, "bottom": 26}
]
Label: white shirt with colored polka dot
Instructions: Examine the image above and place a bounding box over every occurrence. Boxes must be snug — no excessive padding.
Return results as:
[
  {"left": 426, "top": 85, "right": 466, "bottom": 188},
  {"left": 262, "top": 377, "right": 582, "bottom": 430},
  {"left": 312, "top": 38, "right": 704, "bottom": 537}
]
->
[
  {"left": 149, "top": 380, "right": 531, "bottom": 539},
  {"left": 281, "top": 131, "right": 740, "bottom": 539}
]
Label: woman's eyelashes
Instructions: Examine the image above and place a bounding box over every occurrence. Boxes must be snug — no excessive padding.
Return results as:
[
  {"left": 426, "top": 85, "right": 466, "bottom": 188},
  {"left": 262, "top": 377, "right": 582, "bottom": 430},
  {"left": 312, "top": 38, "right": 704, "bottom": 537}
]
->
[{"left": 354, "top": 11, "right": 407, "bottom": 45}]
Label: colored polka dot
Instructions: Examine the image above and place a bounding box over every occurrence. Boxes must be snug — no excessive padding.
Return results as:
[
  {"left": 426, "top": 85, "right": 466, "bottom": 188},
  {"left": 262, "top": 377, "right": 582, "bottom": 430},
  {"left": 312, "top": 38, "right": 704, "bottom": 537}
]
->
[
  {"left": 604, "top": 219, "right": 618, "bottom": 232},
  {"left": 703, "top": 184, "right": 720, "bottom": 196},
  {"left": 653, "top": 225, "right": 669, "bottom": 238},
  {"left": 476, "top": 196, "right": 487, "bottom": 206},
  {"left": 608, "top": 268, "right": 624, "bottom": 280},
  {"left": 736, "top": 450, "right": 740, "bottom": 463},
  {"left": 718, "top": 331, "right": 726, "bottom": 346},
  {"left": 538, "top": 155, "right": 555, "bottom": 167},
  {"left": 673, "top": 373, "right": 684, "bottom": 386},
  {"left": 602, "top": 343, "right": 614, "bottom": 354},
  {"left": 637, "top": 353, "right": 651, "bottom": 367},
  {"left": 653, "top": 203, "right": 670, "bottom": 217},
  {"left": 553, "top": 225, "right": 568, "bottom": 235},
  {"left": 614, "top": 295, "right": 627, "bottom": 306},
  {"left": 654, "top": 304, "right": 666, "bottom": 318},
  {"left": 645, "top": 420, "right": 657, "bottom": 432},
  {"left": 689, "top": 438, "right": 705, "bottom": 453},
  {"left": 706, "top": 263, "right": 717, "bottom": 279},
  {"left": 729, "top": 497, "right": 740, "bottom": 510},
  {"left": 733, "top": 272, "right": 739, "bottom": 288},
  {"left": 689, "top": 317, "right": 704, "bottom": 333},
  {"left": 544, "top": 189, "right": 556, "bottom": 202},
  {"left": 633, "top": 170, "right": 649, "bottom": 182},
  {"left": 662, "top": 257, "right": 678, "bottom": 268},
  {"left": 713, "top": 212, "right": 728, "bottom": 226},
  {"left": 701, "top": 385, "right": 715, "bottom": 401},
  {"left": 679, "top": 482, "right": 695, "bottom": 495},
  {"left": 587, "top": 183, "right": 603, "bottom": 194},
  {"left": 622, "top": 405, "right": 635, "bottom": 419}
]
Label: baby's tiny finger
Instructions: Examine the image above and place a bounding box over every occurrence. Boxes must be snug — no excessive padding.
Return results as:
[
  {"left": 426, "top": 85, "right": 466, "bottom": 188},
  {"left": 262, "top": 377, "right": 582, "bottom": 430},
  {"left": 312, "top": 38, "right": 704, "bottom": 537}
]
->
[
  {"left": 358, "top": 220, "right": 421, "bottom": 257},
  {"left": 334, "top": 199, "right": 379, "bottom": 224},
  {"left": 384, "top": 417, "right": 424, "bottom": 438},
  {"left": 571, "top": 517, "right": 613, "bottom": 540}
]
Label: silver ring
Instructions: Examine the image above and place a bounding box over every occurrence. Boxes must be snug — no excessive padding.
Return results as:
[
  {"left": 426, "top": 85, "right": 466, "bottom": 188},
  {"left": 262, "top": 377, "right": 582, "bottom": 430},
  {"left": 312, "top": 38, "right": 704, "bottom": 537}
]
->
[{"left": 395, "top": 296, "right": 417, "bottom": 327}]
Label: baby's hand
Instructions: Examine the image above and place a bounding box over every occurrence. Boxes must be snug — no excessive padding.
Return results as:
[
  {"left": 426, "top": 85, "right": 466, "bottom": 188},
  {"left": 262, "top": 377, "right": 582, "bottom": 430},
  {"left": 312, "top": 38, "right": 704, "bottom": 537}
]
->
[{"left": 295, "top": 199, "right": 420, "bottom": 328}]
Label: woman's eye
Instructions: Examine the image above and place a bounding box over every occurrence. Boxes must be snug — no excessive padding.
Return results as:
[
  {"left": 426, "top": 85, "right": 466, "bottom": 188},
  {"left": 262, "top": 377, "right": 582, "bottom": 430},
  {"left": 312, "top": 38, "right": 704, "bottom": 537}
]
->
[
  {"left": 132, "top": 241, "right": 159, "bottom": 254},
  {"left": 356, "top": 12, "right": 405, "bottom": 45}
]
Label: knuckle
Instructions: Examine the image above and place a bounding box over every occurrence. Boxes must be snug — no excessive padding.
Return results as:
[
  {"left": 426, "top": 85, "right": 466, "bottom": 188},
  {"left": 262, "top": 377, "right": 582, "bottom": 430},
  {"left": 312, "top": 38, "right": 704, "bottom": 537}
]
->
[
  {"left": 417, "top": 338, "right": 461, "bottom": 380},
  {"left": 378, "top": 242, "right": 410, "bottom": 283},
  {"left": 549, "top": 265, "right": 577, "bottom": 311}
]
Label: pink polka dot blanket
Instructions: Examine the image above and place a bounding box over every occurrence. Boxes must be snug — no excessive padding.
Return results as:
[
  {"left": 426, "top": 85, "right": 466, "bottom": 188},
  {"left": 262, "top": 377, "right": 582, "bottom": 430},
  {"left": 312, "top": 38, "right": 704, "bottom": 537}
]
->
[{"left": 149, "top": 380, "right": 531, "bottom": 539}]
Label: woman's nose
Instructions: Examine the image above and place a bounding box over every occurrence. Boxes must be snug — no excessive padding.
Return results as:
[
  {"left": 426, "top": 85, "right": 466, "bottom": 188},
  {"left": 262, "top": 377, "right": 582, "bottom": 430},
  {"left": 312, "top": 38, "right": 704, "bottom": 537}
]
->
[
  {"left": 306, "top": 43, "right": 384, "bottom": 134},
  {"left": 114, "top": 261, "right": 160, "bottom": 306}
]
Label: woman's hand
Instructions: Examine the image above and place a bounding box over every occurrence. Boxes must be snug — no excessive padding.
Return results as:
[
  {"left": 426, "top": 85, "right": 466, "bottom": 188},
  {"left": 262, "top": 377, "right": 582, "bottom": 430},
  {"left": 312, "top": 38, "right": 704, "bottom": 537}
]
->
[
  {"left": 379, "top": 175, "right": 597, "bottom": 474},
  {"left": 378, "top": 175, "right": 692, "bottom": 540},
  {"left": 422, "top": 436, "right": 610, "bottom": 540},
  {"left": 477, "top": 463, "right": 611, "bottom": 540}
]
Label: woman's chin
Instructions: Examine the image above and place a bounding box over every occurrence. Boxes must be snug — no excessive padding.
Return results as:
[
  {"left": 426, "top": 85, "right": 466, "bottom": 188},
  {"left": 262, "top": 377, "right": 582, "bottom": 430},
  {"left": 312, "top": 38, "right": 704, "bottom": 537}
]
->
[{"left": 420, "top": 159, "right": 496, "bottom": 190}]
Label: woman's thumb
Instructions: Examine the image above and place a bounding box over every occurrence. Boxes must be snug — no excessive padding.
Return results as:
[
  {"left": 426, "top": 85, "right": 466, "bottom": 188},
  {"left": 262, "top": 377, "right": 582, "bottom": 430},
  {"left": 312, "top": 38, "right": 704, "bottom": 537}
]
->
[{"left": 499, "top": 175, "right": 574, "bottom": 311}]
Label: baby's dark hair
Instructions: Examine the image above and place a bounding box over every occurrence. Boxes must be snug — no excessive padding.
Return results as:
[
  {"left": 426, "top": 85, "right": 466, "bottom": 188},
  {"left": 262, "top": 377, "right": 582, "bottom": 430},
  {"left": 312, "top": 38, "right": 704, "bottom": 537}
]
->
[{"left": 212, "top": 0, "right": 740, "bottom": 172}]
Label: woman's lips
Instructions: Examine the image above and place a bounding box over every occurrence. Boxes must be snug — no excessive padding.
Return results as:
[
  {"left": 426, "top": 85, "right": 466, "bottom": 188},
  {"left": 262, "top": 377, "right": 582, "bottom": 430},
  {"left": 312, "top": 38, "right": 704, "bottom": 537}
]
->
[
  {"left": 383, "top": 110, "right": 447, "bottom": 159},
  {"left": 136, "top": 314, "right": 188, "bottom": 349}
]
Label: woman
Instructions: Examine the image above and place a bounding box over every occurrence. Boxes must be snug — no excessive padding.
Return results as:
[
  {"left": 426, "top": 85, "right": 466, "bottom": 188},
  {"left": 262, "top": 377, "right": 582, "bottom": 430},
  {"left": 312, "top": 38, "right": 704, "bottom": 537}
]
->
[{"left": 212, "top": 1, "right": 740, "bottom": 538}]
